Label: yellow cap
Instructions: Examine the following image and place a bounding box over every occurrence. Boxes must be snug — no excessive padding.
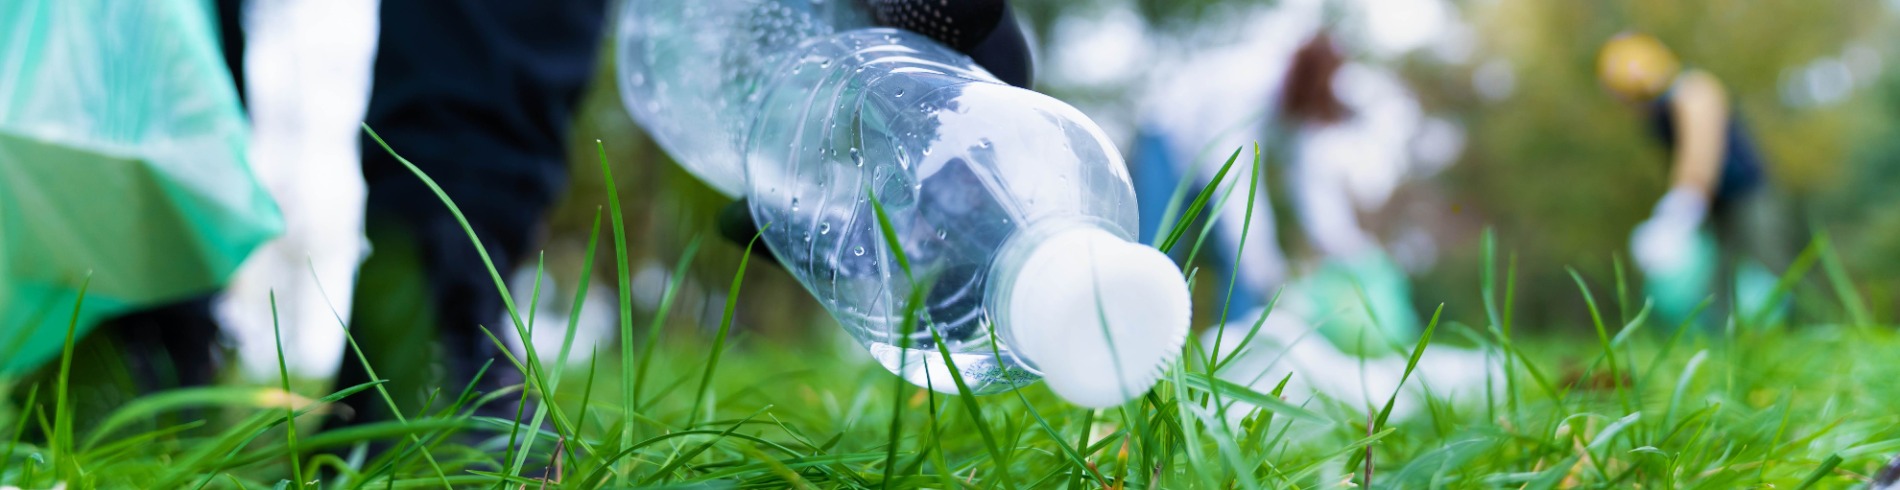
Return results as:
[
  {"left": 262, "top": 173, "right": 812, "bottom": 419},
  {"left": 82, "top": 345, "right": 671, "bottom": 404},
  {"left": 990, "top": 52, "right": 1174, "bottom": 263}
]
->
[{"left": 1597, "top": 33, "right": 1680, "bottom": 101}]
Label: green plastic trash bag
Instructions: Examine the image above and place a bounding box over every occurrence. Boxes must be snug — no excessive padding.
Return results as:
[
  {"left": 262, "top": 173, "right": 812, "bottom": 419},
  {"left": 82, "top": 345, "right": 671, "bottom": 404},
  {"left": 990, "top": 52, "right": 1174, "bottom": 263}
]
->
[
  {"left": 1288, "top": 251, "right": 1420, "bottom": 356},
  {"left": 1643, "top": 228, "right": 1717, "bottom": 329},
  {"left": 1734, "top": 260, "right": 1787, "bottom": 327},
  {"left": 0, "top": 1, "right": 282, "bottom": 374}
]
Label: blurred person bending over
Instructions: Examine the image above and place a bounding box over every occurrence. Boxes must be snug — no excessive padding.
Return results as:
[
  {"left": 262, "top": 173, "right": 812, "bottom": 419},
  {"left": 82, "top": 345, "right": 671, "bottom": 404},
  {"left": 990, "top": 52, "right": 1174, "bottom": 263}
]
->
[
  {"left": 1269, "top": 33, "right": 1425, "bottom": 353},
  {"left": 1598, "top": 33, "right": 1790, "bottom": 327}
]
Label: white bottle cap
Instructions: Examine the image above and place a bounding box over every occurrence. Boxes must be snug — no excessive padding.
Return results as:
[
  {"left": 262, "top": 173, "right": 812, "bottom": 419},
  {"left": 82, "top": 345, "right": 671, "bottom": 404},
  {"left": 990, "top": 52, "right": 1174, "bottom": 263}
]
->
[{"left": 1003, "top": 227, "right": 1191, "bottom": 408}]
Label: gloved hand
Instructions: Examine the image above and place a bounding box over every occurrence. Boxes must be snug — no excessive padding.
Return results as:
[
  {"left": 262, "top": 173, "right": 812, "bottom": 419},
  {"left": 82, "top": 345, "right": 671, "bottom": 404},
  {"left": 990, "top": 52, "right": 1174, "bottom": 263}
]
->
[
  {"left": 866, "top": 0, "right": 1034, "bottom": 88},
  {"left": 1630, "top": 186, "right": 1709, "bottom": 273},
  {"left": 718, "top": 0, "right": 1035, "bottom": 260}
]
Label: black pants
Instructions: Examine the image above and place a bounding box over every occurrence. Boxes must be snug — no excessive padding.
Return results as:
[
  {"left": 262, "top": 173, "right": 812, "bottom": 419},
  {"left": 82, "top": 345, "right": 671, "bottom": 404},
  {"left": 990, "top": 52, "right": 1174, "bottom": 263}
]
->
[{"left": 326, "top": 0, "right": 607, "bottom": 435}]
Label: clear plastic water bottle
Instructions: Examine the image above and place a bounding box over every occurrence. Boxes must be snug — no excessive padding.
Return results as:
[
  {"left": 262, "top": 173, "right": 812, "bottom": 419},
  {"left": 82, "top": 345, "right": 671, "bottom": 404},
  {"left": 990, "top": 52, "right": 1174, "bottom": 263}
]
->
[{"left": 617, "top": 0, "right": 1190, "bottom": 407}]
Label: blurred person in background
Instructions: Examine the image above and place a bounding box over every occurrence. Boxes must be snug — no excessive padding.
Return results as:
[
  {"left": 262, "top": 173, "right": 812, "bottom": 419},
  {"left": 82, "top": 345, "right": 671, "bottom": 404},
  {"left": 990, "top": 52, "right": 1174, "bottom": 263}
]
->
[
  {"left": 1139, "top": 29, "right": 1428, "bottom": 353},
  {"left": 203, "top": 0, "right": 608, "bottom": 445},
  {"left": 1598, "top": 33, "right": 1791, "bottom": 328},
  {"left": 1138, "top": 22, "right": 1490, "bottom": 419},
  {"left": 313, "top": 0, "right": 609, "bottom": 443}
]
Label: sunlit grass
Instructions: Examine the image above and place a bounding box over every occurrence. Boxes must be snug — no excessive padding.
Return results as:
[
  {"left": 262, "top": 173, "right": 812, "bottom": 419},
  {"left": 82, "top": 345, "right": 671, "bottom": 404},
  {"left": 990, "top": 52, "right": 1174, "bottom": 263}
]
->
[{"left": 1, "top": 138, "right": 1896, "bottom": 488}]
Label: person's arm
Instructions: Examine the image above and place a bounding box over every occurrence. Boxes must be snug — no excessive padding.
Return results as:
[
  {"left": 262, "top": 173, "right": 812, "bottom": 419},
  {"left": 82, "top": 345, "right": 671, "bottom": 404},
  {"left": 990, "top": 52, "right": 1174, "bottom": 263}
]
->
[
  {"left": 1668, "top": 70, "right": 1730, "bottom": 200},
  {"left": 1631, "top": 70, "right": 1729, "bottom": 272}
]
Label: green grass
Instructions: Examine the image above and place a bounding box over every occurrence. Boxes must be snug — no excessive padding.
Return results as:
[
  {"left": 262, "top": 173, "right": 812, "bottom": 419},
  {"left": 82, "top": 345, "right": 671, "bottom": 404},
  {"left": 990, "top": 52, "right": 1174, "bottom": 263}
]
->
[{"left": 3, "top": 139, "right": 1898, "bottom": 488}]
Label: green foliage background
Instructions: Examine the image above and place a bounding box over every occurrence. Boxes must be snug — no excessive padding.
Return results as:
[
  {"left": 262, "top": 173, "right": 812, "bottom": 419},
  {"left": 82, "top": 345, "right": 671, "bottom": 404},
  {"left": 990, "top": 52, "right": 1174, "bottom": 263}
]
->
[{"left": 552, "top": 0, "right": 1900, "bottom": 335}]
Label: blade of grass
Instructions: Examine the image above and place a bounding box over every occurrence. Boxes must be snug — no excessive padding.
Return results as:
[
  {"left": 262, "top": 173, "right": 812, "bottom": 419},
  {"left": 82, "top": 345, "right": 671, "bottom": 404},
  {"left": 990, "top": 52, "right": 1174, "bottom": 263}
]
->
[
  {"left": 1212, "top": 287, "right": 1284, "bottom": 372},
  {"left": 868, "top": 186, "right": 912, "bottom": 279},
  {"left": 302, "top": 259, "right": 453, "bottom": 489},
  {"left": 550, "top": 209, "right": 602, "bottom": 389},
  {"left": 360, "top": 127, "right": 548, "bottom": 408},
  {"left": 866, "top": 184, "right": 1016, "bottom": 485},
  {"left": 635, "top": 235, "right": 703, "bottom": 412},
  {"left": 1066, "top": 408, "right": 1097, "bottom": 490},
  {"left": 156, "top": 381, "right": 392, "bottom": 488},
  {"left": 1178, "top": 154, "right": 1251, "bottom": 279},
  {"left": 1759, "top": 391, "right": 1795, "bottom": 483},
  {"left": 577, "top": 429, "right": 811, "bottom": 488},
  {"left": 365, "top": 128, "right": 585, "bottom": 478},
  {"left": 51, "top": 273, "right": 89, "bottom": 482},
  {"left": 1375, "top": 305, "right": 1442, "bottom": 431},
  {"left": 641, "top": 407, "right": 771, "bottom": 484},
  {"left": 1570, "top": 268, "right": 1633, "bottom": 413},
  {"left": 1178, "top": 374, "right": 1326, "bottom": 424},
  {"left": 1209, "top": 143, "right": 1263, "bottom": 367},
  {"left": 269, "top": 292, "right": 306, "bottom": 490},
  {"left": 1815, "top": 232, "right": 1873, "bottom": 326},
  {"left": 989, "top": 331, "right": 1110, "bottom": 489},
  {"left": 1749, "top": 238, "right": 1823, "bottom": 327},
  {"left": 1345, "top": 304, "right": 1443, "bottom": 477},
  {"left": 81, "top": 419, "right": 205, "bottom": 464},
  {"left": 1793, "top": 454, "right": 1843, "bottom": 490},
  {"left": 1169, "top": 346, "right": 1216, "bottom": 489},
  {"left": 1158, "top": 146, "right": 1244, "bottom": 253},
  {"left": 3, "top": 385, "right": 37, "bottom": 482},
  {"left": 1614, "top": 254, "right": 1631, "bottom": 326},
  {"left": 362, "top": 359, "right": 493, "bottom": 485},
  {"left": 502, "top": 253, "right": 549, "bottom": 477},
  {"left": 595, "top": 141, "right": 640, "bottom": 483},
  {"left": 511, "top": 208, "right": 608, "bottom": 472},
  {"left": 867, "top": 193, "right": 916, "bottom": 485},
  {"left": 688, "top": 225, "right": 767, "bottom": 427},
  {"left": 83, "top": 387, "right": 310, "bottom": 450},
  {"left": 926, "top": 325, "right": 1016, "bottom": 486},
  {"left": 880, "top": 283, "right": 926, "bottom": 489}
]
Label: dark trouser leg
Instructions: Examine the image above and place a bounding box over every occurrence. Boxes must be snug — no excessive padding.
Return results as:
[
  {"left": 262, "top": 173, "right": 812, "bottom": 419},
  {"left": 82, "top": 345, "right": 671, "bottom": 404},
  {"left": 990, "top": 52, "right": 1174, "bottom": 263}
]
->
[
  {"left": 327, "top": 0, "right": 605, "bottom": 450},
  {"left": 327, "top": 218, "right": 446, "bottom": 432},
  {"left": 102, "top": 296, "right": 224, "bottom": 392},
  {"left": 1711, "top": 189, "right": 1795, "bottom": 327}
]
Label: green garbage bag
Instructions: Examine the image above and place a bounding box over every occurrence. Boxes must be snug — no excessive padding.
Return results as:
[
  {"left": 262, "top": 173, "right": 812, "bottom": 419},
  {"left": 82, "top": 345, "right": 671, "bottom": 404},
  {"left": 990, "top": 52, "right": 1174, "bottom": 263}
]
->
[
  {"left": 1289, "top": 251, "right": 1420, "bottom": 356},
  {"left": 0, "top": 0, "right": 282, "bottom": 373},
  {"left": 1643, "top": 228, "right": 1717, "bottom": 329},
  {"left": 1642, "top": 228, "right": 1787, "bottom": 329}
]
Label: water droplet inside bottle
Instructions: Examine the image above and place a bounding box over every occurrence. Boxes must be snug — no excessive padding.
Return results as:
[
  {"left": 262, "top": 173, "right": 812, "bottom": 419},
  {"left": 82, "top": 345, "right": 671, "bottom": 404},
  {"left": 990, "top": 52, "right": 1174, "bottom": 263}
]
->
[
  {"left": 852, "top": 246, "right": 866, "bottom": 256},
  {"left": 935, "top": 229, "right": 947, "bottom": 239},
  {"left": 894, "top": 89, "right": 905, "bottom": 98},
  {"left": 819, "top": 222, "right": 831, "bottom": 234},
  {"left": 791, "top": 197, "right": 800, "bottom": 212},
  {"left": 850, "top": 147, "right": 863, "bottom": 167},
  {"left": 921, "top": 147, "right": 931, "bottom": 156}
]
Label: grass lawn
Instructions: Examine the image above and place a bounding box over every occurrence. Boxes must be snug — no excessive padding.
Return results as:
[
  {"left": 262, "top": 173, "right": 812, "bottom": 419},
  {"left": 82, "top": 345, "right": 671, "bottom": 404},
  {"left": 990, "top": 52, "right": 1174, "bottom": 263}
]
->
[{"left": 4, "top": 142, "right": 1896, "bottom": 488}]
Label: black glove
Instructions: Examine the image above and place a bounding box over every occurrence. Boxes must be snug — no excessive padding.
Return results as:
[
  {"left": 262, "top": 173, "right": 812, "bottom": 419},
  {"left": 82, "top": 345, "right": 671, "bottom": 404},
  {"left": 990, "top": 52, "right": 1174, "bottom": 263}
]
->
[
  {"left": 867, "top": 0, "right": 1033, "bottom": 88},
  {"left": 718, "top": 0, "right": 1035, "bottom": 260}
]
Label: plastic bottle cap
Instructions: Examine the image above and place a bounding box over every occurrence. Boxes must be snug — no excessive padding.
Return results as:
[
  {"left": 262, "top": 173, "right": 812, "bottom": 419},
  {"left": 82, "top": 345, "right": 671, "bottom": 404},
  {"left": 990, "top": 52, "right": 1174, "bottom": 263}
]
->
[{"left": 1005, "top": 227, "right": 1191, "bottom": 408}]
